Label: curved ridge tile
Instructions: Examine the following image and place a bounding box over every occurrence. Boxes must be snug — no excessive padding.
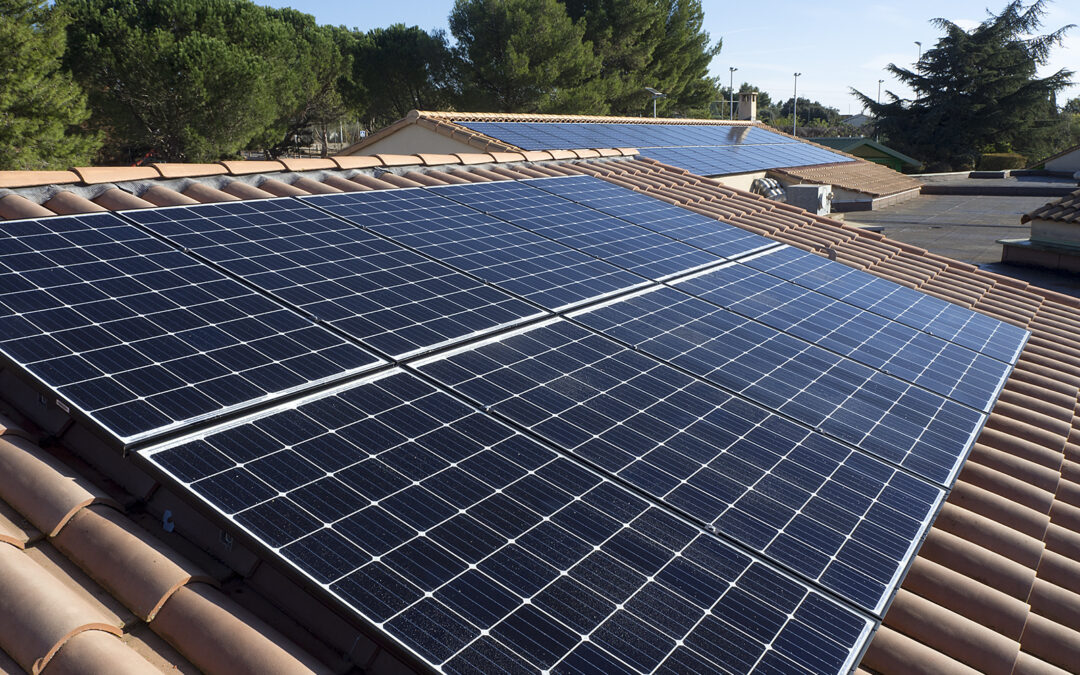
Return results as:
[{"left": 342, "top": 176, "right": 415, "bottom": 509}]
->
[
  {"left": 39, "top": 629, "right": 159, "bottom": 675},
  {"left": 0, "top": 544, "right": 121, "bottom": 674},
  {"left": 51, "top": 505, "right": 211, "bottom": 621}
]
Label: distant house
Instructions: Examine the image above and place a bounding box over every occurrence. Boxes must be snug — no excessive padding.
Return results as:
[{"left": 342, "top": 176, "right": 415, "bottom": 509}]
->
[
  {"left": 841, "top": 113, "right": 874, "bottom": 129},
  {"left": 809, "top": 137, "right": 921, "bottom": 173},
  {"left": 1034, "top": 143, "right": 1080, "bottom": 174},
  {"left": 343, "top": 110, "right": 923, "bottom": 211},
  {"left": 1002, "top": 188, "right": 1080, "bottom": 272}
]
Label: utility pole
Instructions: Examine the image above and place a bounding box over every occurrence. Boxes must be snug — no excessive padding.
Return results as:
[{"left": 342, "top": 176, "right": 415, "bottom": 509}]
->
[
  {"left": 915, "top": 41, "right": 922, "bottom": 62},
  {"left": 876, "top": 79, "right": 884, "bottom": 142},
  {"left": 729, "top": 66, "right": 738, "bottom": 120},
  {"left": 793, "top": 72, "right": 801, "bottom": 136}
]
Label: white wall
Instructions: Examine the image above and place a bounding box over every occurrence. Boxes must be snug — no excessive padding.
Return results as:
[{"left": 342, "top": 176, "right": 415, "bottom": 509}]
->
[
  {"left": 710, "top": 171, "right": 767, "bottom": 192},
  {"left": 1046, "top": 148, "right": 1080, "bottom": 173},
  {"left": 347, "top": 125, "right": 476, "bottom": 156}
]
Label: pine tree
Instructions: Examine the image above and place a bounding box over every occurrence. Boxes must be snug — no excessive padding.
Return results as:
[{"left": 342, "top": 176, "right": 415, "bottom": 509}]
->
[
  {"left": 853, "top": 0, "right": 1073, "bottom": 170},
  {"left": 0, "top": 0, "right": 99, "bottom": 169}
]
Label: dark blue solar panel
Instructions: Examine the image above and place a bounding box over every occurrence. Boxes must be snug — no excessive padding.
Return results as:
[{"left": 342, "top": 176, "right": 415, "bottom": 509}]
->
[
  {"left": 666, "top": 267, "right": 1013, "bottom": 413},
  {"left": 123, "top": 199, "right": 544, "bottom": 359},
  {"left": 642, "top": 144, "right": 852, "bottom": 176},
  {"left": 301, "top": 189, "right": 649, "bottom": 311},
  {"left": 524, "top": 175, "right": 776, "bottom": 258},
  {"left": 457, "top": 121, "right": 807, "bottom": 150},
  {"left": 740, "top": 246, "right": 1029, "bottom": 364},
  {"left": 415, "top": 320, "right": 945, "bottom": 613},
  {"left": 428, "top": 181, "right": 720, "bottom": 280},
  {"left": 143, "top": 369, "right": 872, "bottom": 674},
  {"left": 0, "top": 212, "right": 380, "bottom": 445},
  {"left": 573, "top": 286, "right": 988, "bottom": 487},
  {"left": 453, "top": 120, "right": 854, "bottom": 176}
]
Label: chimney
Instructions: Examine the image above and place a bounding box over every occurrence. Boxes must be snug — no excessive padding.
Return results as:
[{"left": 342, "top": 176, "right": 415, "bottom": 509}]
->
[{"left": 738, "top": 91, "right": 758, "bottom": 121}]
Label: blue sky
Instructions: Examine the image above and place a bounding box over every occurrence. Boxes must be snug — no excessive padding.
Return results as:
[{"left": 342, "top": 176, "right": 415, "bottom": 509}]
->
[{"left": 265, "top": 0, "right": 1080, "bottom": 114}]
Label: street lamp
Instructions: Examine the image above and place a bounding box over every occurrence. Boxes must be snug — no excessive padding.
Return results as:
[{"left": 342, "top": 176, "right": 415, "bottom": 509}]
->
[
  {"left": 729, "top": 66, "right": 738, "bottom": 120},
  {"left": 792, "top": 73, "right": 801, "bottom": 136},
  {"left": 644, "top": 87, "right": 665, "bottom": 118},
  {"left": 915, "top": 41, "right": 922, "bottom": 61},
  {"left": 877, "top": 79, "right": 884, "bottom": 106}
]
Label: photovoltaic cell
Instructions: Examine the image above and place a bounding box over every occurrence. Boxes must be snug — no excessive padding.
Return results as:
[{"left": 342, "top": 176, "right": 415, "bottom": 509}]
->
[
  {"left": 0, "top": 212, "right": 379, "bottom": 445},
  {"left": 301, "top": 189, "right": 649, "bottom": 311},
  {"left": 667, "top": 266, "right": 1013, "bottom": 413},
  {"left": 524, "top": 175, "right": 776, "bottom": 258},
  {"left": 572, "top": 286, "right": 988, "bottom": 487},
  {"left": 415, "top": 320, "right": 945, "bottom": 613},
  {"left": 428, "top": 180, "right": 721, "bottom": 280},
  {"left": 123, "top": 199, "right": 544, "bottom": 359},
  {"left": 142, "top": 369, "right": 872, "bottom": 674},
  {"left": 453, "top": 121, "right": 855, "bottom": 176},
  {"left": 741, "top": 246, "right": 1029, "bottom": 363}
]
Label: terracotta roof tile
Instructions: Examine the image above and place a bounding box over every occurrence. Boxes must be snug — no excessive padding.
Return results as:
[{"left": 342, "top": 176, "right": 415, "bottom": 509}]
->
[
  {"left": 42, "top": 191, "right": 107, "bottom": 216},
  {"left": 276, "top": 158, "right": 336, "bottom": 172},
  {"left": 180, "top": 182, "right": 240, "bottom": 203},
  {"left": 1023, "top": 188, "right": 1080, "bottom": 224},
  {"left": 318, "top": 174, "right": 369, "bottom": 192},
  {"left": 330, "top": 155, "right": 383, "bottom": 170},
  {"left": 92, "top": 188, "right": 154, "bottom": 211},
  {"left": 150, "top": 584, "right": 331, "bottom": 675},
  {"left": 0, "top": 194, "right": 54, "bottom": 219},
  {"left": 218, "top": 160, "right": 286, "bottom": 176},
  {"left": 151, "top": 163, "right": 228, "bottom": 179},
  {"left": 221, "top": 181, "right": 276, "bottom": 200},
  {"left": 0, "top": 543, "right": 121, "bottom": 673},
  {"left": 416, "top": 153, "right": 462, "bottom": 166},
  {"left": 39, "top": 629, "right": 160, "bottom": 675},
  {"left": 862, "top": 625, "right": 982, "bottom": 675},
  {"left": 255, "top": 178, "right": 308, "bottom": 197},
  {"left": 70, "top": 167, "right": 160, "bottom": 185},
  {"left": 50, "top": 505, "right": 209, "bottom": 621},
  {"left": 0, "top": 171, "right": 80, "bottom": 188},
  {"left": 769, "top": 160, "right": 923, "bottom": 197},
  {"left": 452, "top": 152, "right": 497, "bottom": 165},
  {"left": 289, "top": 176, "right": 341, "bottom": 194},
  {"left": 140, "top": 185, "right": 200, "bottom": 207}
]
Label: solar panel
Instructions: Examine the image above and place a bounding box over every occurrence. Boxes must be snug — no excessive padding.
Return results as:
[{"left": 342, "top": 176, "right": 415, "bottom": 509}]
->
[
  {"left": 523, "top": 175, "right": 776, "bottom": 258},
  {"left": 301, "top": 189, "right": 650, "bottom": 312},
  {"left": 414, "top": 319, "right": 945, "bottom": 613},
  {"left": 122, "top": 199, "right": 545, "bottom": 359},
  {"left": 669, "top": 264, "right": 1014, "bottom": 413},
  {"left": 456, "top": 121, "right": 809, "bottom": 150},
  {"left": 427, "top": 181, "right": 721, "bottom": 280},
  {"left": 571, "top": 285, "right": 988, "bottom": 488},
  {"left": 0, "top": 212, "right": 380, "bottom": 445},
  {"left": 142, "top": 368, "right": 873, "bottom": 674},
  {"left": 740, "top": 246, "right": 1029, "bottom": 363},
  {"left": 453, "top": 121, "right": 855, "bottom": 176}
]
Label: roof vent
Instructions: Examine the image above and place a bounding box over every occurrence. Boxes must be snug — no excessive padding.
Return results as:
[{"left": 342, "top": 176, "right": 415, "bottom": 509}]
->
[{"left": 750, "top": 177, "right": 786, "bottom": 202}]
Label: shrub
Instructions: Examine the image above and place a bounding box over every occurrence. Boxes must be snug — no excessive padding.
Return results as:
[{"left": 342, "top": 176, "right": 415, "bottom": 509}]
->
[{"left": 977, "top": 152, "right": 1027, "bottom": 170}]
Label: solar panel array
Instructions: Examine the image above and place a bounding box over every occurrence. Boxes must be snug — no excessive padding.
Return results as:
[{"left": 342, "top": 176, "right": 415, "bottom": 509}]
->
[
  {"left": 0, "top": 212, "right": 380, "bottom": 444},
  {"left": 123, "top": 199, "right": 544, "bottom": 359},
  {"left": 0, "top": 174, "right": 1027, "bottom": 674},
  {"left": 453, "top": 120, "right": 856, "bottom": 176}
]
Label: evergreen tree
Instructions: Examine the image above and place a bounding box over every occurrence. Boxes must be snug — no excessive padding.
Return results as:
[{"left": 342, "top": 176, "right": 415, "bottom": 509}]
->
[
  {"left": 0, "top": 0, "right": 99, "bottom": 169},
  {"left": 450, "top": 0, "right": 603, "bottom": 113},
  {"left": 563, "top": 0, "right": 720, "bottom": 116},
  {"left": 852, "top": 0, "right": 1073, "bottom": 170},
  {"left": 59, "top": 0, "right": 349, "bottom": 162},
  {"left": 354, "top": 24, "right": 459, "bottom": 128}
]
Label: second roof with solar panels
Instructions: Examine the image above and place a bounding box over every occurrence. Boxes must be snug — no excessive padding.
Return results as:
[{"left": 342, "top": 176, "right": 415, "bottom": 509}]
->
[{"left": 0, "top": 174, "right": 1027, "bottom": 673}]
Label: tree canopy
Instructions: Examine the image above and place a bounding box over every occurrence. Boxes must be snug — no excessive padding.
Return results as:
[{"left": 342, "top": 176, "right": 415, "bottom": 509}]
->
[
  {"left": 853, "top": 0, "right": 1074, "bottom": 170},
  {"left": 0, "top": 0, "right": 99, "bottom": 169}
]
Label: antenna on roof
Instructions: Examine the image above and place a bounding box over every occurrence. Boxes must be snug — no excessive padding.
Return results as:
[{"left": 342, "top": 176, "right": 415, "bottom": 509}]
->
[{"left": 644, "top": 87, "right": 666, "bottom": 118}]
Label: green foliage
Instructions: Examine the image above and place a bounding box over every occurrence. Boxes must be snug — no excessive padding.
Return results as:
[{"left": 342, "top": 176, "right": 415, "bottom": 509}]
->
[
  {"left": 450, "top": 0, "right": 603, "bottom": 113},
  {"left": 852, "top": 0, "right": 1074, "bottom": 171},
  {"left": 353, "top": 24, "right": 459, "bottom": 128},
  {"left": 0, "top": 1, "right": 99, "bottom": 169},
  {"left": 563, "top": 0, "right": 720, "bottom": 116},
  {"left": 59, "top": 0, "right": 350, "bottom": 162},
  {"left": 977, "top": 152, "right": 1027, "bottom": 169}
]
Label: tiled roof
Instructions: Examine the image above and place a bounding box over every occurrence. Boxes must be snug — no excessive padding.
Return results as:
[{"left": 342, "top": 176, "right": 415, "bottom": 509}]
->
[
  {"left": 1023, "top": 188, "right": 1080, "bottom": 224},
  {"left": 341, "top": 110, "right": 922, "bottom": 199},
  {"left": 808, "top": 137, "right": 922, "bottom": 168},
  {"left": 1, "top": 153, "right": 1079, "bottom": 673},
  {"left": 768, "top": 160, "right": 924, "bottom": 198},
  {"left": 0, "top": 410, "right": 332, "bottom": 674},
  {"left": 1033, "top": 143, "right": 1080, "bottom": 169}
]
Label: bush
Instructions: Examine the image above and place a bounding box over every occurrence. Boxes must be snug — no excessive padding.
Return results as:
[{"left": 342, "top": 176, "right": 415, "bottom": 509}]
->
[{"left": 977, "top": 152, "right": 1027, "bottom": 170}]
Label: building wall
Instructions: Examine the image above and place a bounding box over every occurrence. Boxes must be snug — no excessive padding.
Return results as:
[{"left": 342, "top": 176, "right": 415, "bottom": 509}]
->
[
  {"left": 1030, "top": 217, "right": 1080, "bottom": 247},
  {"left": 348, "top": 125, "right": 476, "bottom": 156},
  {"left": 1045, "top": 149, "right": 1080, "bottom": 173}
]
